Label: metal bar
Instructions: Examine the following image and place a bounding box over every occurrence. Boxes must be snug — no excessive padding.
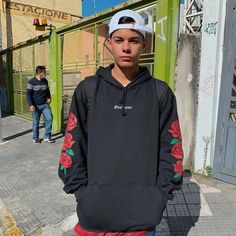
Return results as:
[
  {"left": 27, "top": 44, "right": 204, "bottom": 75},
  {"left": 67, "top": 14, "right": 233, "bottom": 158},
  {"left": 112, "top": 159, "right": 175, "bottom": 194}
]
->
[
  {"left": 32, "top": 44, "right": 35, "bottom": 71},
  {"left": 186, "top": 11, "right": 203, "bottom": 18},
  {"left": 49, "top": 32, "right": 62, "bottom": 132},
  {"left": 7, "top": 51, "right": 14, "bottom": 114},
  {"left": 0, "top": 100, "right": 2, "bottom": 143},
  {"left": 151, "top": 8, "right": 155, "bottom": 53},
  {"left": 186, "top": 0, "right": 195, "bottom": 15},
  {"left": 94, "top": 25, "right": 98, "bottom": 70},
  {"left": 186, "top": 20, "right": 195, "bottom": 34}
]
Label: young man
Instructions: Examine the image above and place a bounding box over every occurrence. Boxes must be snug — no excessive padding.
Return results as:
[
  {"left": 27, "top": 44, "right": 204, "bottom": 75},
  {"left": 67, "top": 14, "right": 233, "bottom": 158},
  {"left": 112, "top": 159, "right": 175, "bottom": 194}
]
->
[
  {"left": 26, "top": 65, "right": 54, "bottom": 143},
  {"left": 59, "top": 9, "right": 183, "bottom": 236}
]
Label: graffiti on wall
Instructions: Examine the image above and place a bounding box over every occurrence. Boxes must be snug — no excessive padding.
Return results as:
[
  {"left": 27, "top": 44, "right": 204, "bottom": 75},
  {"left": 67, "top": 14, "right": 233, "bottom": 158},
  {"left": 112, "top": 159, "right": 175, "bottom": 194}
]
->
[
  {"left": 157, "top": 16, "right": 167, "bottom": 41},
  {"left": 204, "top": 22, "right": 218, "bottom": 36}
]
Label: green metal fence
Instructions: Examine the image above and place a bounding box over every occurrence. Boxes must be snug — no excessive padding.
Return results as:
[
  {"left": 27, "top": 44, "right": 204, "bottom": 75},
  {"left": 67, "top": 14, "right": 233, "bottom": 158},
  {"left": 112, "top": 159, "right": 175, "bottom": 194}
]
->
[
  {"left": 0, "top": 54, "right": 8, "bottom": 115},
  {"left": 11, "top": 41, "right": 49, "bottom": 118}
]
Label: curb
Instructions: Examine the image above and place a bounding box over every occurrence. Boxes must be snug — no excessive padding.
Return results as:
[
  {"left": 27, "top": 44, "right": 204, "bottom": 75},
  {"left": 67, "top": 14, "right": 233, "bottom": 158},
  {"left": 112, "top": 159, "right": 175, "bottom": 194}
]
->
[{"left": 0, "top": 199, "right": 23, "bottom": 236}]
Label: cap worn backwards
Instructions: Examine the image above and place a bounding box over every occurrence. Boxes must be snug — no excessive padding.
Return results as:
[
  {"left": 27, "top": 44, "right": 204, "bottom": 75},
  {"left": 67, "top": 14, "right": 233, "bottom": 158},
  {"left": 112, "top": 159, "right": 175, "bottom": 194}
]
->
[{"left": 108, "top": 9, "right": 152, "bottom": 37}]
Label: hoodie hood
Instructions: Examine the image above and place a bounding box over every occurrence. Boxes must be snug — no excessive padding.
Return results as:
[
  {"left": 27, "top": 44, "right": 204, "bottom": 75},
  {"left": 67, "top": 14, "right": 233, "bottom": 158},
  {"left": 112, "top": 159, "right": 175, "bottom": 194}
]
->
[
  {"left": 96, "top": 64, "right": 152, "bottom": 116},
  {"left": 96, "top": 64, "right": 152, "bottom": 89}
]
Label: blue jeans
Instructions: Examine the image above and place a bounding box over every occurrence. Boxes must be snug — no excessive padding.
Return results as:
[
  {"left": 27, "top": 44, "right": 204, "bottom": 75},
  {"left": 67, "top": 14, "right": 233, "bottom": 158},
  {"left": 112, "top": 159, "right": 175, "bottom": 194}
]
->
[{"left": 32, "top": 104, "right": 53, "bottom": 140}]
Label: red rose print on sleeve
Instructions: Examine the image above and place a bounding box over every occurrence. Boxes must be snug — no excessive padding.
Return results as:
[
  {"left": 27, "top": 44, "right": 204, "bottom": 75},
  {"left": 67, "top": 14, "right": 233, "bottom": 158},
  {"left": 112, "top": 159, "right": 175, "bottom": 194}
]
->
[
  {"left": 66, "top": 112, "right": 77, "bottom": 131},
  {"left": 168, "top": 120, "right": 181, "bottom": 139},
  {"left": 60, "top": 152, "right": 72, "bottom": 175},
  {"left": 60, "top": 152, "right": 73, "bottom": 175},
  {"left": 60, "top": 153, "right": 72, "bottom": 168},
  {"left": 168, "top": 120, "right": 184, "bottom": 181},
  {"left": 173, "top": 160, "right": 183, "bottom": 176},
  {"left": 62, "top": 133, "right": 75, "bottom": 150},
  {"left": 171, "top": 142, "right": 184, "bottom": 159}
]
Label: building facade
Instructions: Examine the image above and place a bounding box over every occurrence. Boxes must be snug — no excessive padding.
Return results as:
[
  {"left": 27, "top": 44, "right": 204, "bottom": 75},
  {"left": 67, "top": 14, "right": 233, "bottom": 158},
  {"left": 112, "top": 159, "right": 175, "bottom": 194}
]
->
[{"left": 0, "top": 0, "right": 82, "bottom": 49}]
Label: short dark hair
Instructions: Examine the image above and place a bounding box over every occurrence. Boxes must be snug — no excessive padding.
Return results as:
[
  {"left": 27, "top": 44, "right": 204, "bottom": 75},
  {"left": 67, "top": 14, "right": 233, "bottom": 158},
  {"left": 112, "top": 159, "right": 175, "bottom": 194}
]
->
[
  {"left": 118, "top": 16, "right": 135, "bottom": 24},
  {"left": 110, "top": 16, "right": 136, "bottom": 38},
  {"left": 35, "top": 65, "right": 46, "bottom": 74}
]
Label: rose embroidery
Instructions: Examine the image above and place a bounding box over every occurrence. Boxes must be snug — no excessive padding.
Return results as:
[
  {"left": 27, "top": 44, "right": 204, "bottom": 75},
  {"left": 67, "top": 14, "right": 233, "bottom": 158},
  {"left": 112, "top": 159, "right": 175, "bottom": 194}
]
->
[
  {"left": 60, "top": 122, "right": 76, "bottom": 175},
  {"left": 168, "top": 120, "right": 181, "bottom": 138},
  {"left": 171, "top": 142, "right": 184, "bottom": 159},
  {"left": 168, "top": 120, "right": 184, "bottom": 181},
  {"left": 60, "top": 153, "right": 72, "bottom": 174},
  {"left": 60, "top": 153, "right": 72, "bottom": 168},
  {"left": 174, "top": 160, "right": 183, "bottom": 176},
  {"left": 66, "top": 112, "right": 77, "bottom": 131},
  {"left": 62, "top": 133, "right": 75, "bottom": 151}
]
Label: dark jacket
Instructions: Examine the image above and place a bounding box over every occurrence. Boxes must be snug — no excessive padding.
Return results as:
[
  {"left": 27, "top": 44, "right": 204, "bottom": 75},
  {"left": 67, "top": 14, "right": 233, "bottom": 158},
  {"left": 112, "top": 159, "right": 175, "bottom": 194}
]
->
[{"left": 59, "top": 65, "right": 183, "bottom": 232}]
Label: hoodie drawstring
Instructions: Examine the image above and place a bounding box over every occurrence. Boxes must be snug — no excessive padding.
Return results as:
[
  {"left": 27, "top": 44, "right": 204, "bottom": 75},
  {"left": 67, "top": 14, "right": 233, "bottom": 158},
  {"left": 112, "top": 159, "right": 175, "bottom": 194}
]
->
[{"left": 121, "top": 87, "right": 128, "bottom": 116}]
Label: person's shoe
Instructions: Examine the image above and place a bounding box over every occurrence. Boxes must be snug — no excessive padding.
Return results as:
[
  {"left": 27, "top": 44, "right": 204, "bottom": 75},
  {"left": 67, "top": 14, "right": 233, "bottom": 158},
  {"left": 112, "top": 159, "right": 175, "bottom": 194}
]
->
[
  {"left": 43, "top": 138, "right": 55, "bottom": 143},
  {"left": 33, "top": 139, "right": 41, "bottom": 144}
]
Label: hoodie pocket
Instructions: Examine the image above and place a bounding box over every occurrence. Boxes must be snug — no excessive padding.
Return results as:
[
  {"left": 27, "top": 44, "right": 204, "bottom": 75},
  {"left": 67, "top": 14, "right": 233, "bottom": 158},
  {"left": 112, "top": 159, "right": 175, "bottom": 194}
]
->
[{"left": 77, "top": 184, "right": 167, "bottom": 232}]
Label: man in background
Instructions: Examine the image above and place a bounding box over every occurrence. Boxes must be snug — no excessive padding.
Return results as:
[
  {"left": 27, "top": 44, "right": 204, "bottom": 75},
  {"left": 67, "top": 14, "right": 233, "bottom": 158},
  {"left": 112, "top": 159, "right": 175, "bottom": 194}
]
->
[{"left": 26, "top": 65, "right": 54, "bottom": 143}]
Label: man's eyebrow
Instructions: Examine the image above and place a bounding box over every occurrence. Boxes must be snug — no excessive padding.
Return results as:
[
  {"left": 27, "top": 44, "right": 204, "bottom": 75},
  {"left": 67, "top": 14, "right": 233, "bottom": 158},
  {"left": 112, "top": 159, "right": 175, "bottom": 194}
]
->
[
  {"left": 129, "top": 36, "right": 141, "bottom": 40},
  {"left": 113, "top": 36, "right": 141, "bottom": 40},
  {"left": 113, "top": 36, "right": 124, "bottom": 39}
]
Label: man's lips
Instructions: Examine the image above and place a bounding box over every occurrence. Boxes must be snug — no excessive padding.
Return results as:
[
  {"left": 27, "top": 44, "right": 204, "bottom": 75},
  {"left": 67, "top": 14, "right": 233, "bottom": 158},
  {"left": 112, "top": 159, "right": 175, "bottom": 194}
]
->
[{"left": 120, "top": 56, "right": 132, "bottom": 61}]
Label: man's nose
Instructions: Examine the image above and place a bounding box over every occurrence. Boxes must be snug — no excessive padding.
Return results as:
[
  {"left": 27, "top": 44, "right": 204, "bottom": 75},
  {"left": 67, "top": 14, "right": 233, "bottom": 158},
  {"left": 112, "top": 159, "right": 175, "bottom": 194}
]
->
[{"left": 122, "top": 41, "right": 131, "bottom": 53}]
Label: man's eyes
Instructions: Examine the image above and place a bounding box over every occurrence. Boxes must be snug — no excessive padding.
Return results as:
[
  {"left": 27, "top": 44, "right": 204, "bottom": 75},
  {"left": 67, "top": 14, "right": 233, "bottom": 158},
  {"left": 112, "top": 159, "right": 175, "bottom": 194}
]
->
[
  {"left": 114, "top": 39, "right": 140, "bottom": 43},
  {"left": 114, "top": 39, "right": 123, "bottom": 43},
  {"left": 130, "top": 39, "right": 140, "bottom": 43}
]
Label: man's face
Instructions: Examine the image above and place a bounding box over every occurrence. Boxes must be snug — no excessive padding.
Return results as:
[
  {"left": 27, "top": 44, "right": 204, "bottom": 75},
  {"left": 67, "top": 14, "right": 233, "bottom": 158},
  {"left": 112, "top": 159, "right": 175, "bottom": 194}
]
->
[
  {"left": 108, "top": 29, "right": 145, "bottom": 69},
  {"left": 38, "top": 70, "right": 46, "bottom": 79}
]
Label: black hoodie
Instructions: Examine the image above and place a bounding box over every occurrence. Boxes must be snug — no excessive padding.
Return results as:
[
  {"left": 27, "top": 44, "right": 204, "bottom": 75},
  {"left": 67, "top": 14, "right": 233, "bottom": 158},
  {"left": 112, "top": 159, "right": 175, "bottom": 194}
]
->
[{"left": 59, "top": 65, "right": 183, "bottom": 232}]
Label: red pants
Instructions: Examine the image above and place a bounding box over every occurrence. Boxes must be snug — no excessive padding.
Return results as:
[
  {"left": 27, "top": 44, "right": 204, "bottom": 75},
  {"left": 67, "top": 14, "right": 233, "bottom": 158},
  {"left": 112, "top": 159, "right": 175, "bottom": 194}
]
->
[{"left": 75, "top": 224, "right": 154, "bottom": 236}]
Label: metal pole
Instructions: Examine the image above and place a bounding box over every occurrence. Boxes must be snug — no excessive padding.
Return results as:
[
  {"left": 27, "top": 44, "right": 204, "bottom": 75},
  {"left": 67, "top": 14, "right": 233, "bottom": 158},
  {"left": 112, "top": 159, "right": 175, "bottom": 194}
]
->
[
  {"left": 0, "top": 100, "right": 3, "bottom": 143},
  {"left": 0, "top": 9, "right": 2, "bottom": 50}
]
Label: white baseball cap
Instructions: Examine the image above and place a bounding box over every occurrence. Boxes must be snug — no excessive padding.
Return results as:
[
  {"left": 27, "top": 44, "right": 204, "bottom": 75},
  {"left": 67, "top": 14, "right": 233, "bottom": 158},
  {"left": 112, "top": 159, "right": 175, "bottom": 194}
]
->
[{"left": 108, "top": 9, "right": 152, "bottom": 37}]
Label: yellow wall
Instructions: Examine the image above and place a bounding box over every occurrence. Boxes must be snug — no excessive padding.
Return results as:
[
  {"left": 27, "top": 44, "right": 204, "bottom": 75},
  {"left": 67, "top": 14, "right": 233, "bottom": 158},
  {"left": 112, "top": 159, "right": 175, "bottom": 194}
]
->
[{"left": 0, "top": 0, "right": 82, "bottom": 49}]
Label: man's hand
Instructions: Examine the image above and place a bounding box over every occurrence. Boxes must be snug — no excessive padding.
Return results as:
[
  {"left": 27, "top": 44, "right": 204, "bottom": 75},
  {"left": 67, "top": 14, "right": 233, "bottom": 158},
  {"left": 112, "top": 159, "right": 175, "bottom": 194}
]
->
[
  {"left": 47, "top": 98, "right": 51, "bottom": 104},
  {"left": 29, "top": 105, "right": 35, "bottom": 112}
]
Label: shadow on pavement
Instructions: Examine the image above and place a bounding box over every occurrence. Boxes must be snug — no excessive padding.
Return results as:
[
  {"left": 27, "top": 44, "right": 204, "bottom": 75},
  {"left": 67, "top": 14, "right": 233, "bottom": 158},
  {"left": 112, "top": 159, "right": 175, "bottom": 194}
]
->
[
  {"left": 156, "top": 170, "right": 201, "bottom": 235},
  {"left": 3, "top": 128, "right": 34, "bottom": 141},
  {"left": 3, "top": 124, "right": 45, "bottom": 141},
  {"left": 3, "top": 123, "right": 64, "bottom": 142}
]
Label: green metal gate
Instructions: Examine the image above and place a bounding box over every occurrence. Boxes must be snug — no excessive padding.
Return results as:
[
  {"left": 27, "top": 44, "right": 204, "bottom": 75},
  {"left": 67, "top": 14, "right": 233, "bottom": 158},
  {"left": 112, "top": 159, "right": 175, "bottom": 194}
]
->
[
  {"left": 0, "top": 54, "right": 9, "bottom": 115},
  {"left": 12, "top": 41, "right": 49, "bottom": 118}
]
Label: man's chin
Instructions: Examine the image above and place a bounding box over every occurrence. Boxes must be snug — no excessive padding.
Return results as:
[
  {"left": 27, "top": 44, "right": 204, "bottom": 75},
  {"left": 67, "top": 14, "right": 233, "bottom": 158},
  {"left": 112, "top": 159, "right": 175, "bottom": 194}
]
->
[{"left": 117, "top": 61, "right": 138, "bottom": 69}]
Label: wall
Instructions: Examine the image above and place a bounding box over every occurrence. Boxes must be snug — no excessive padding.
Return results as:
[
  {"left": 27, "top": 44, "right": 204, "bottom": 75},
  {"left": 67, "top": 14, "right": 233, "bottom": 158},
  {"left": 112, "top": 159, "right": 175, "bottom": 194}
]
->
[
  {"left": 194, "top": 0, "right": 226, "bottom": 172},
  {"left": 0, "top": 0, "right": 82, "bottom": 49},
  {"left": 175, "top": 33, "right": 201, "bottom": 170}
]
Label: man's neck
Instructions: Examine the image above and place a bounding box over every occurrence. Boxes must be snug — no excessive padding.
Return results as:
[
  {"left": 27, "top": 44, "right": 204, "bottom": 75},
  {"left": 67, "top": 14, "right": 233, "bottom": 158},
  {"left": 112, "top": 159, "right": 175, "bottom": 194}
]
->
[
  {"left": 112, "top": 64, "right": 140, "bottom": 86},
  {"left": 35, "top": 75, "right": 42, "bottom": 80}
]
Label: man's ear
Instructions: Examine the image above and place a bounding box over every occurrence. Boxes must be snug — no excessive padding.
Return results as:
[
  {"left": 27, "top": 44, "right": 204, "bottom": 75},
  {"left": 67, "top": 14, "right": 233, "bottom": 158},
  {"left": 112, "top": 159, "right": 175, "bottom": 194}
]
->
[{"left": 107, "top": 38, "right": 112, "bottom": 52}]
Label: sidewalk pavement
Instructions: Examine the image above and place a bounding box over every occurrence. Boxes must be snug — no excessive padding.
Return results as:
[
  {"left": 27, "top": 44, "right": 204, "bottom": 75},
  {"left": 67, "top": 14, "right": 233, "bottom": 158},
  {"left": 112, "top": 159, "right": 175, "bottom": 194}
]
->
[{"left": 0, "top": 115, "right": 236, "bottom": 236}]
